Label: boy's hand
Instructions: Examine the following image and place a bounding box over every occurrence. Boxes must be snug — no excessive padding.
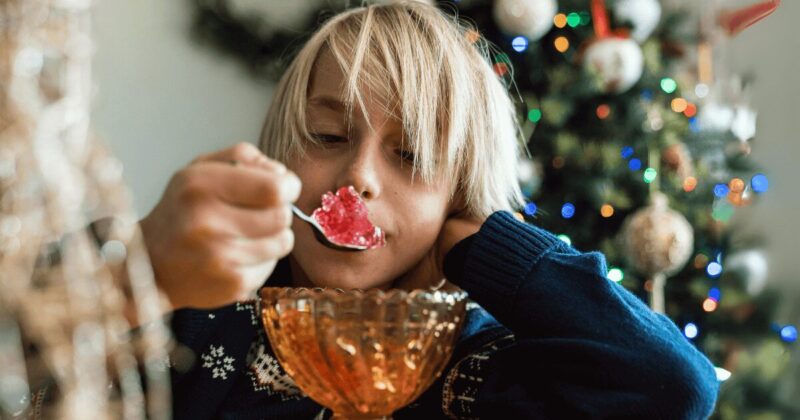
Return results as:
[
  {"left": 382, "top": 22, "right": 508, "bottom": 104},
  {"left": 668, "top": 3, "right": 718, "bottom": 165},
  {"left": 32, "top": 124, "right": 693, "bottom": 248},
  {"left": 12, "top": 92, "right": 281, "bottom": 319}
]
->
[
  {"left": 139, "top": 142, "right": 301, "bottom": 310},
  {"left": 395, "top": 213, "right": 484, "bottom": 290}
]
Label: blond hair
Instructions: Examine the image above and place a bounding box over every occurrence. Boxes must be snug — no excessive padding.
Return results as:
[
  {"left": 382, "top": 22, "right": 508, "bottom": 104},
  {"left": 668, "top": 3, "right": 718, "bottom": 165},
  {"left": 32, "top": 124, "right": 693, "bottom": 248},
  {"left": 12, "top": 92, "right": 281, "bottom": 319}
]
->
[{"left": 259, "top": 0, "right": 525, "bottom": 218}]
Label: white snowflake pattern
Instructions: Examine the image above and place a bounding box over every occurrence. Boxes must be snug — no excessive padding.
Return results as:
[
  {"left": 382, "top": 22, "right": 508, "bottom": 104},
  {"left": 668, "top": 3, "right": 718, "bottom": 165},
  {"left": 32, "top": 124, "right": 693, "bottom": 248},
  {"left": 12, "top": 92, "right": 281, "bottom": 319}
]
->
[
  {"left": 236, "top": 300, "right": 260, "bottom": 326},
  {"left": 245, "top": 332, "right": 304, "bottom": 400},
  {"left": 201, "top": 345, "right": 236, "bottom": 380}
]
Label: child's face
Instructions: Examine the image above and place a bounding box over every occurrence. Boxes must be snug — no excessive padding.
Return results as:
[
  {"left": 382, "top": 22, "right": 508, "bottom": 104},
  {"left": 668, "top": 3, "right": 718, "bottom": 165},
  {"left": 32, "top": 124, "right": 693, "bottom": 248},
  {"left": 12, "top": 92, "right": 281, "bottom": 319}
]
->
[{"left": 285, "top": 49, "right": 452, "bottom": 290}]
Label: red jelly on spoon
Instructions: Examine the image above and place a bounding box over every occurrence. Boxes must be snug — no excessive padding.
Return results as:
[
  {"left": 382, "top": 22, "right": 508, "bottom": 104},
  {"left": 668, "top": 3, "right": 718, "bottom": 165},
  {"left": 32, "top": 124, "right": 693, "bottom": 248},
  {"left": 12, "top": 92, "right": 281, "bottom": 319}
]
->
[{"left": 311, "top": 186, "right": 386, "bottom": 250}]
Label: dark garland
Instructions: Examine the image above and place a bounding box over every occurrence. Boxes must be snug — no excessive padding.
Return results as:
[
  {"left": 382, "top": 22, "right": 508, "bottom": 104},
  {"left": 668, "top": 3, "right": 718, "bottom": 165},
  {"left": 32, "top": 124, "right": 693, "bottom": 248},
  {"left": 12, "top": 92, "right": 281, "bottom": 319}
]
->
[{"left": 187, "top": 1, "right": 525, "bottom": 82}]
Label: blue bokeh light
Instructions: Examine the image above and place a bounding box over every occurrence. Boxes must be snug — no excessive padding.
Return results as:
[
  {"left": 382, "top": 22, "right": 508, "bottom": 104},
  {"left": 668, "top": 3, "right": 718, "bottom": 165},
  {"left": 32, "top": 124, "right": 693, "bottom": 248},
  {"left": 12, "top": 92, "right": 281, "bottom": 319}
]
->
[
  {"left": 512, "top": 36, "right": 529, "bottom": 52},
  {"left": 621, "top": 146, "right": 634, "bottom": 159},
  {"left": 708, "top": 287, "right": 721, "bottom": 302},
  {"left": 751, "top": 173, "right": 769, "bottom": 193},
  {"left": 714, "top": 184, "right": 730, "bottom": 198},
  {"left": 780, "top": 325, "right": 798, "bottom": 343},
  {"left": 524, "top": 202, "right": 538, "bottom": 216},
  {"left": 561, "top": 203, "right": 576, "bottom": 219},
  {"left": 629, "top": 158, "right": 642, "bottom": 171}
]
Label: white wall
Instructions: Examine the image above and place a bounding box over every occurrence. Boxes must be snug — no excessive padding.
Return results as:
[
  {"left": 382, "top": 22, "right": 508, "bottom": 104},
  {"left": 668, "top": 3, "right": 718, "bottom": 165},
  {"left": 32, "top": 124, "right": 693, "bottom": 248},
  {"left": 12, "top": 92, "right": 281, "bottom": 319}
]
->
[
  {"left": 92, "top": 1, "right": 799, "bottom": 299},
  {"left": 92, "top": 0, "right": 274, "bottom": 218},
  {"left": 723, "top": 1, "right": 800, "bottom": 300}
]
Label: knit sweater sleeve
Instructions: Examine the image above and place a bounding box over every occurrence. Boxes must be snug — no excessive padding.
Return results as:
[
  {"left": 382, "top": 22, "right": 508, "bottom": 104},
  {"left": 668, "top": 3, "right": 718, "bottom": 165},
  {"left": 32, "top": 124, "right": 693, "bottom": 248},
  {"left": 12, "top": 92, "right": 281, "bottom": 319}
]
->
[{"left": 440, "top": 211, "right": 719, "bottom": 419}]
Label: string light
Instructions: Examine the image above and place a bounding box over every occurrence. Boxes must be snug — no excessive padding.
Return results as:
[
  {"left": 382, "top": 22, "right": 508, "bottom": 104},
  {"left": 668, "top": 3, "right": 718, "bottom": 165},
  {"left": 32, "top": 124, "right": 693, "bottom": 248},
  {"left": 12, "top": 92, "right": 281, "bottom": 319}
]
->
[
  {"left": 629, "top": 158, "right": 642, "bottom": 171},
  {"left": 671, "top": 98, "right": 688, "bottom": 113},
  {"left": 579, "top": 11, "right": 591, "bottom": 26},
  {"left": 684, "top": 323, "right": 699, "bottom": 339},
  {"left": 528, "top": 109, "right": 543, "bottom": 123},
  {"left": 607, "top": 267, "right": 624, "bottom": 282},
  {"left": 600, "top": 204, "right": 615, "bottom": 218},
  {"left": 554, "top": 36, "right": 570, "bottom": 53},
  {"left": 512, "top": 36, "right": 529, "bottom": 52},
  {"left": 751, "top": 173, "right": 769, "bottom": 193},
  {"left": 621, "top": 146, "right": 634, "bottom": 159},
  {"left": 712, "top": 202, "right": 735, "bottom": 222},
  {"left": 694, "top": 253, "right": 709, "bottom": 269},
  {"left": 683, "top": 177, "right": 698, "bottom": 192},
  {"left": 524, "top": 202, "right": 538, "bottom": 216},
  {"left": 513, "top": 212, "right": 525, "bottom": 222},
  {"left": 660, "top": 78, "right": 678, "bottom": 94},
  {"left": 684, "top": 103, "right": 697, "bottom": 118},
  {"left": 554, "top": 13, "right": 567, "bottom": 28},
  {"left": 643, "top": 168, "right": 658, "bottom": 183},
  {"left": 780, "top": 325, "right": 798, "bottom": 343},
  {"left": 596, "top": 104, "right": 611, "bottom": 119},
  {"left": 708, "top": 287, "right": 721, "bottom": 302},
  {"left": 703, "top": 298, "right": 718, "bottom": 312},
  {"left": 706, "top": 262, "right": 723, "bottom": 278},
  {"left": 714, "top": 183, "right": 730, "bottom": 198},
  {"left": 695, "top": 83, "right": 710, "bottom": 98},
  {"left": 561, "top": 203, "right": 576, "bottom": 219},
  {"left": 557, "top": 234, "right": 572, "bottom": 245},
  {"left": 552, "top": 156, "right": 565, "bottom": 169},
  {"left": 689, "top": 117, "right": 700, "bottom": 133},
  {"left": 729, "top": 178, "right": 745, "bottom": 193},
  {"left": 566, "top": 12, "right": 581, "bottom": 27}
]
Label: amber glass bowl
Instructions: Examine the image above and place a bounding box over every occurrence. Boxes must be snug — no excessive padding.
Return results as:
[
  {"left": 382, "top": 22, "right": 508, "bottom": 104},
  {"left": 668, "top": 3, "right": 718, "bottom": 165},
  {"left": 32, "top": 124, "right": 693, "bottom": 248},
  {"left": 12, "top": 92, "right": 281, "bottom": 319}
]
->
[{"left": 260, "top": 287, "right": 468, "bottom": 419}]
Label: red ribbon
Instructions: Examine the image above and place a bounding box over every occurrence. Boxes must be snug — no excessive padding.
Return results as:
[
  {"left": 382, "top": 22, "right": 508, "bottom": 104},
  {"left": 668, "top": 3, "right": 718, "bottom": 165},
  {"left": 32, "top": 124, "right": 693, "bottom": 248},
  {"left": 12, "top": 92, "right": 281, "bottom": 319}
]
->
[
  {"left": 719, "top": 0, "right": 781, "bottom": 36},
  {"left": 591, "top": 0, "right": 611, "bottom": 39}
]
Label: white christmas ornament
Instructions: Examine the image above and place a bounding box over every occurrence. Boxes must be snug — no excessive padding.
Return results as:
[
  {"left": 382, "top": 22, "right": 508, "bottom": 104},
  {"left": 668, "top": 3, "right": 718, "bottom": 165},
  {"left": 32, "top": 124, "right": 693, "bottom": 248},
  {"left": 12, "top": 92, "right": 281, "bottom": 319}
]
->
[
  {"left": 494, "top": 0, "right": 558, "bottom": 41},
  {"left": 583, "top": 37, "right": 644, "bottom": 94},
  {"left": 698, "top": 102, "right": 735, "bottom": 132},
  {"left": 730, "top": 105, "right": 758, "bottom": 142},
  {"left": 725, "top": 250, "right": 769, "bottom": 295},
  {"left": 612, "top": 0, "right": 662, "bottom": 42}
]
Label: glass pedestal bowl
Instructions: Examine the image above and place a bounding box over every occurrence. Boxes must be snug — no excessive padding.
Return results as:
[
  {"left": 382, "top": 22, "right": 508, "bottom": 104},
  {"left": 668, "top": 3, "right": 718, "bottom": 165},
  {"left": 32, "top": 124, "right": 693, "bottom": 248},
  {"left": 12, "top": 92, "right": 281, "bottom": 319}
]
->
[{"left": 259, "top": 287, "right": 468, "bottom": 420}]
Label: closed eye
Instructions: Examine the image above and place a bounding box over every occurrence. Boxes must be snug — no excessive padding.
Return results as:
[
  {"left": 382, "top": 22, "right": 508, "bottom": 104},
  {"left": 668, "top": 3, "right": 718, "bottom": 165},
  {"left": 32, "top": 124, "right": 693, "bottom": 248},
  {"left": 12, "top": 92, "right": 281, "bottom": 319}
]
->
[
  {"left": 310, "top": 133, "right": 348, "bottom": 144},
  {"left": 395, "top": 149, "right": 416, "bottom": 164}
]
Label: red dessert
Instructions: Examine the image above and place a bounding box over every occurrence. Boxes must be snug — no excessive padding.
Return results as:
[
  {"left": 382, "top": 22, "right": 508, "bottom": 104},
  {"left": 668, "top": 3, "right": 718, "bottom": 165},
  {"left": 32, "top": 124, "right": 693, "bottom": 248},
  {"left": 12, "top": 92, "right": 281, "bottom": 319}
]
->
[{"left": 311, "top": 186, "right": 386, "bottom": 249}]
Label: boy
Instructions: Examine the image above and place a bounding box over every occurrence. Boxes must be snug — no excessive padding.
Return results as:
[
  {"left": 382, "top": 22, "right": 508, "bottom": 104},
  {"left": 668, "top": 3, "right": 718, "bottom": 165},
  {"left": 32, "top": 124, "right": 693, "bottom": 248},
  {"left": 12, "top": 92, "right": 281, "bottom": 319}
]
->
[{"left": 141, "top": 2, "right": 718, "bottom": 418}]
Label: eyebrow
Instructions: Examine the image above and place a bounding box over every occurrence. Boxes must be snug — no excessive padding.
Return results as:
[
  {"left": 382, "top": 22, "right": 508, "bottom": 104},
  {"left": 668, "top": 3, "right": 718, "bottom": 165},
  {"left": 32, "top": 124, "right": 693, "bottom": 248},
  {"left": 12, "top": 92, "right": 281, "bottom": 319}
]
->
[{"left": 308, "top": 95, "right": 345, "bottom": 112}]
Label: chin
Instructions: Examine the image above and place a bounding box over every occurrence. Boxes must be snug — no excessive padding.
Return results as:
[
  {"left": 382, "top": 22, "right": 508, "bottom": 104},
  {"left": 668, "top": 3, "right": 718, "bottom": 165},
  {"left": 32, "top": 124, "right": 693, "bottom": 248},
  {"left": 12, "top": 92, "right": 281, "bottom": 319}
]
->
[{"left": 306, "top": 263, "right": 393, "bottom": 290}]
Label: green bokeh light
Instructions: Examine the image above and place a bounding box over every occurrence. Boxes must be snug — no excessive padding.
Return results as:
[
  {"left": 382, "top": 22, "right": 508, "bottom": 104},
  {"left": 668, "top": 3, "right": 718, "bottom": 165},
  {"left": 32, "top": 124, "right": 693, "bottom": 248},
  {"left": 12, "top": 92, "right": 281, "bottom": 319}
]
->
[
  {"left": 660, "top": 78, "right": 678, "bottom": 94},
  {"left": 567, "top": 12, "right": 581, "bottom": 28},
  {"left": 607, "top": 268, "right": 624, "bottom": 282},
  {"left": 528, "top": 109, "right": 543, "bottom": 123},
  {"left": 643, "top": 168, "right": 658, "bottom": 183}
]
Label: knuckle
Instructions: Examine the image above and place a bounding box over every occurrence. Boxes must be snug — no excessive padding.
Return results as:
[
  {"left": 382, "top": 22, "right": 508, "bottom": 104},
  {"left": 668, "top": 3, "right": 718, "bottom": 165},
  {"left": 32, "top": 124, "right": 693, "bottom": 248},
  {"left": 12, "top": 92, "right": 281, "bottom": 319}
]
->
[
  {"left": 231, "top": 142, "right": 260, "bottom": 161},
  {"left": 278, "top": 229, "right": 294, "bottom": 254}
]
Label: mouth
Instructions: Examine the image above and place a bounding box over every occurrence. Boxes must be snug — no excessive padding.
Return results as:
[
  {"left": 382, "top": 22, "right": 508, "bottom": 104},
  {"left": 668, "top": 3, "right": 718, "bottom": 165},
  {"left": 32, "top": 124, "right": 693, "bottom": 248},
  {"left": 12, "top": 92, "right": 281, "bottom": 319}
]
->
[{"left": 310, "top": 186, "right": 387, "bottom": 250}]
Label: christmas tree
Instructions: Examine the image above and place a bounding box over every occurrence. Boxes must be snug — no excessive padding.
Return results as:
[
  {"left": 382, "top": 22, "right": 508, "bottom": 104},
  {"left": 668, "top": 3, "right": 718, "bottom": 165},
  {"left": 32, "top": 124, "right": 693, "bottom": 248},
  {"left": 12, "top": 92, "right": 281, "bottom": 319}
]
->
[{"left": 188, "top": 0, "right": 797, "bottom": 416}]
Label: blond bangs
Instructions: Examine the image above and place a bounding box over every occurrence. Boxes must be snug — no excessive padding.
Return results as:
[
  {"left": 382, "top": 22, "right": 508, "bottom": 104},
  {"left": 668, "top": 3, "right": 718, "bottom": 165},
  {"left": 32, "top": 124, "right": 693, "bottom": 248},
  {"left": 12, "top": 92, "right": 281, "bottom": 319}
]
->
[{"left": 260, "top": 1, "right": 525, "bottom": 218}]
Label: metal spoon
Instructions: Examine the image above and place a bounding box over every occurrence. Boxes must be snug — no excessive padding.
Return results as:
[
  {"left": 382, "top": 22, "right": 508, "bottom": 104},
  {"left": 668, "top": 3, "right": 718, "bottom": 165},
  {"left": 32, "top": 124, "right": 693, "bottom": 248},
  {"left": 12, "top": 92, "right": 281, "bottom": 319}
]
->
[{"left": 291, "top": 205, "right": 367, "bottom": 252}]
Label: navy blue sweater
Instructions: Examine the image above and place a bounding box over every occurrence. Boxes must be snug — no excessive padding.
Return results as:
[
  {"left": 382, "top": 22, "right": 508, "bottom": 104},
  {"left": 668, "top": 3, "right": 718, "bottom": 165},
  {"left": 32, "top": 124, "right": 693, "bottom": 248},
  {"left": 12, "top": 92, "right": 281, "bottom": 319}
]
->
[{"left": 168, "top": 211, "right": 719, "bottom": 419}]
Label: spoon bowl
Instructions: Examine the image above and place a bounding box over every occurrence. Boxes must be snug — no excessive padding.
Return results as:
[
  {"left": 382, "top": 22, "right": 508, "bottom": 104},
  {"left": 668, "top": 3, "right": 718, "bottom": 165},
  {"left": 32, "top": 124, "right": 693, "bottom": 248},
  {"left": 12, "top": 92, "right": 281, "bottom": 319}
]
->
[{"left": 291, "top": 205, "right": 368, "bottom": 252}]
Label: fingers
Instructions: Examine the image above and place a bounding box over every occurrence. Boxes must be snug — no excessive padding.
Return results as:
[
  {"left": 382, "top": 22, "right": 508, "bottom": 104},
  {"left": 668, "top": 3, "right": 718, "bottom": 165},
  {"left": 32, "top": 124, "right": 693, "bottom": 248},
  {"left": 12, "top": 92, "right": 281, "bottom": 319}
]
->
[
  {"left": 209, "top": 202, "right": 293, "bottom": 239},
  {"left": 191, "top": 142, "right": 287, "bottom": 174},
  {"left": 222, "top": 230, "right": 295, "bottom": 266},
  {"left": 180, "top": 161, "right": 301, "bottom": 208}
]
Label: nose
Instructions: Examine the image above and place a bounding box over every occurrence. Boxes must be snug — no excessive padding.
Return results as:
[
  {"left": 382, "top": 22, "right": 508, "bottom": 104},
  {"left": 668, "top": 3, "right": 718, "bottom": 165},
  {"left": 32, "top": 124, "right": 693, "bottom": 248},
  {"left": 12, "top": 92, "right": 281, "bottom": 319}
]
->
[{"left": 339, "top": 138, "right": 382, "bottom": 201}]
